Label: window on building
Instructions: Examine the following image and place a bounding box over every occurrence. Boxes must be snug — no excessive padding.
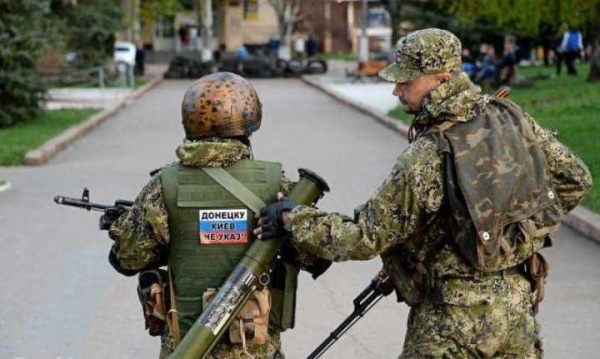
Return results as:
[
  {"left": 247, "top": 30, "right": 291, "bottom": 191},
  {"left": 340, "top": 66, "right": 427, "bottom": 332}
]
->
[
  {"left": 244, "top": 0, "right": 259, "bottom": 20},
  {"left": 369, "top": 7, "right": 390, "bottom": 28}
]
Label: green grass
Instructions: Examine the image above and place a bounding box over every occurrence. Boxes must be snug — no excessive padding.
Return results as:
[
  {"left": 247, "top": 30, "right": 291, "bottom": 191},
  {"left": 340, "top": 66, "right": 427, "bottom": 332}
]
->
[
  {"left": 388, "top": 63, "right": 600, "bottom": 212},
  {"left": 0, "top": 108, "right": 100, "bottom": 166}
]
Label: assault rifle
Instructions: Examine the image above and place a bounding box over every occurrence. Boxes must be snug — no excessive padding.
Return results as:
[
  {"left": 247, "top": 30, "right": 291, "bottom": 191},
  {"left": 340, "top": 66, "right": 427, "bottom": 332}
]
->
[
  {"left": 306, "top": 270, "right": 395, "bottom": 359},
  {"left": 54, "top": 188, "right": 133, "bottom": 230}
]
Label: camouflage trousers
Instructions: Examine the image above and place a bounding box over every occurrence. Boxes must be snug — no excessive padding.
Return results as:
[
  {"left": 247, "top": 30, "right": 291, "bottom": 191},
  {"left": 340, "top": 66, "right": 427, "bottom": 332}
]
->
[
  {"left": 400, "top": 273, "right": 543, "bottom": 359},
  {"left": 158, "top": 332, "right": 284, "bottom": 359}
]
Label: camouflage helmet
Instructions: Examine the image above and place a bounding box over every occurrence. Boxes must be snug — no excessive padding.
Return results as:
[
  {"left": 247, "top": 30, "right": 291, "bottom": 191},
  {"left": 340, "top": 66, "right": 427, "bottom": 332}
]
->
[
  {"left": 181, "top": 72, "right": 262, "bottom": 140},
  {"left": 379, "top": 28, "right": 462, "bottom": 83}
]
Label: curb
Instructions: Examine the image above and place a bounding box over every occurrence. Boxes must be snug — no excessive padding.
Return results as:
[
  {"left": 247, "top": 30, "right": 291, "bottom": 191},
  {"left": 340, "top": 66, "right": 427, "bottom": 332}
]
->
[
  {"left": 23, "top": 76, "right": 164, "bottom": 166},
  {"left": 300, "top": 74, "right": 600, "bottom": 245},
  {"left": 301, "top": 75, "right": 410, "bottom": 138},
  {"left": 563, "top": 207, "right": 600, "bottom": 244},
  {"left": 0, "top": 180, "right": 11, "bottom": 193}
]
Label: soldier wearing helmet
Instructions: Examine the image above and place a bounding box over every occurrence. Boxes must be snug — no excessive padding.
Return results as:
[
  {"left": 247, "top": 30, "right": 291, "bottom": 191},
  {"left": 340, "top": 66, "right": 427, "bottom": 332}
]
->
[
  {"left": 108, "top": 72, "right": 329, "bottom": 359},
  {"left": 255, "top": 29, "right": 592, "bottom": 357}
]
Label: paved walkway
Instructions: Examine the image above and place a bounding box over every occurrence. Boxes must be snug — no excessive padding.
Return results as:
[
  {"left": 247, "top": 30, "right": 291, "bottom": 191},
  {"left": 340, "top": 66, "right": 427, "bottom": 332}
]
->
[
  {"left": 0, "top": 77, "right": 599, "bottom": 359},
  {"left": 317, "top": 60, "right": 398, "bottom": 115},
  {"left": 45, "top": 88, "right": 132, "bottom": 110},
  {"left": 44, "top": 64, "right": 169, "bottom": 110}
]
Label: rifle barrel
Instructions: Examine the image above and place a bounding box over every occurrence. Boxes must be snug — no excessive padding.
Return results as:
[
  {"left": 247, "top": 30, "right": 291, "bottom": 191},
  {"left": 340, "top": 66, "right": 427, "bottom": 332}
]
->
[
  {"left": 54, "top": 196, "right": 108, "bottom": 212},
  {"left": 116, "top": 199, "right": 134, "bottom": 207}
]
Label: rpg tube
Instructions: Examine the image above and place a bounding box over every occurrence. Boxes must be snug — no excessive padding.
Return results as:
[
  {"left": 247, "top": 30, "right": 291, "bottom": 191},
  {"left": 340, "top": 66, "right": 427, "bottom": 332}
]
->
[{"left": 169, "top": 168, "right": 329, "bottom": 359}]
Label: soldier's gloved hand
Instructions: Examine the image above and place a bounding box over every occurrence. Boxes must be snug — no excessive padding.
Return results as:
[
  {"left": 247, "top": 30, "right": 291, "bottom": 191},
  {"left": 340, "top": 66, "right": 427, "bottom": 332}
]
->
[
  {"left": 254, "top": 193, "right": 298, "bottom": 240},
  {"left": 100, "top": 205, "right": 128, "bottom": 231}
]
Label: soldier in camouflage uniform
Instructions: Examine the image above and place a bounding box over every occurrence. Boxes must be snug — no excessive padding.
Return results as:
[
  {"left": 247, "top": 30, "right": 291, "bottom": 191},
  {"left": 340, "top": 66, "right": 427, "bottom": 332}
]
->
[
  {"left": 255, "top": 29, "right": 592, "bottom": 358},
  {"left": 108, "top": 72, "right": 328, "bottom": 359}
]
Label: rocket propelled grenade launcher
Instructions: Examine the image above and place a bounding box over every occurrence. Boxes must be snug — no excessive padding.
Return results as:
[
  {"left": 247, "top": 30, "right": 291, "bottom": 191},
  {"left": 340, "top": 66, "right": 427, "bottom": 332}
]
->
[{"left": 169, "top": 168, "right": 330, "bottom": 359}]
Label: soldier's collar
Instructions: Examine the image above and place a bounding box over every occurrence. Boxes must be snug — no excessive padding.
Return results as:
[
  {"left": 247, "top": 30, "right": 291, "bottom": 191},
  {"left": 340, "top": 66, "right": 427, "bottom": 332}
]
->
[
  {"left": 414, "top": 73, "right": 484, "bottom": 127},
  {"left": 175, "top": 138, "right": 251, "bottom": 167}
]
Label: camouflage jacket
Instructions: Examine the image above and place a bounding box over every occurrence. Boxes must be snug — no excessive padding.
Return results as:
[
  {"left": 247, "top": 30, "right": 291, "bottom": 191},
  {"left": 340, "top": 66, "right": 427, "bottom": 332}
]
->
[
  {"left": 109, "top": 138, "right": 312, "bottom": 358},
  {"left": 109, "top": 138, "right": 298, "bottom": 271},
  {"left": 287, "top": 72, "right": 592, "bottom": 284}
]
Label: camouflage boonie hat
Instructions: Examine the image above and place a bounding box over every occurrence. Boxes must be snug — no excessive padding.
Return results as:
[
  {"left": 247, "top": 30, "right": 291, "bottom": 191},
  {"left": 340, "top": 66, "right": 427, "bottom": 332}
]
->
[{"left": 379, "top": 28, "right": 462, "bottom": 83}]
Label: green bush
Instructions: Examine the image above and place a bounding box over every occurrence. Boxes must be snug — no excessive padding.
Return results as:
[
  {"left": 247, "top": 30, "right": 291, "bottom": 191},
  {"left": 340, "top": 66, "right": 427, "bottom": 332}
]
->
[
  {"left": 0, "top": 0, "right": 124, "bottom": 128},
  {"left": 0, "top": 0, "right": 55, "bottom": 127}
]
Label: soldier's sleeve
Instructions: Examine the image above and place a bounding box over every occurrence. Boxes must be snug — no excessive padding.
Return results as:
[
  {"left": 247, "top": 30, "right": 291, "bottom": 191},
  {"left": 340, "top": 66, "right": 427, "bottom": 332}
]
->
[
  {"left": 527, "top": 115, "right": 593, "bottom": 213},
  {"left": 108, "top": 174, "right": 170, "bottom": 274},
  {"left": 279, "top": 171, "right": 296, "bottom": 196},
  {"left": 276, "top": 171, "right": 332, "bottom": 278},
  {"left": 287, "top": 139, "right": 444, "bottom": 262}
]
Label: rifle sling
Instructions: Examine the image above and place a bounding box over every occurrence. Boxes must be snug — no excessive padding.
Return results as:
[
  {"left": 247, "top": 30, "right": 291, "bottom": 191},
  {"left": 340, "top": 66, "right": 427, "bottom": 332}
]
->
[
  {"left": 201, "top": 167, "right": 267, "bottom": 212},
  {"left": 167, "top": 266, "right": 181, "bottom": 346}
]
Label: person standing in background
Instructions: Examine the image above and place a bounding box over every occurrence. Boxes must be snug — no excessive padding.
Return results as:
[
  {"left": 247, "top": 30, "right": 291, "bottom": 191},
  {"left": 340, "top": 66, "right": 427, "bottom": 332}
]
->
[{"left": 558, "top": 24, "right": 584, "bottom": 75}]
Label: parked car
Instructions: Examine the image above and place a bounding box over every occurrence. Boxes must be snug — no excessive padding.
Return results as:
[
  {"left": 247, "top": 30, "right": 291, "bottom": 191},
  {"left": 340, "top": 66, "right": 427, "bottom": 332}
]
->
[{"left": 114, "top": 41, "right": 136, "bottom": 72}]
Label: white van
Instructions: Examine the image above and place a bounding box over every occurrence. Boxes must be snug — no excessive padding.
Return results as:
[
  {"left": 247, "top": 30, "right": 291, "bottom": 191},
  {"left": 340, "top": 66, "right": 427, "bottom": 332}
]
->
[{"left": 114, "top": 41, "right": 136, "bottom": 68}]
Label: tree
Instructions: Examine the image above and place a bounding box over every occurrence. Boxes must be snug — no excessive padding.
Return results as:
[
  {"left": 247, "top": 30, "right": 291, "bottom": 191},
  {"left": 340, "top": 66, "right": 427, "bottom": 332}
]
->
[
  {"left": 0, "top": 0, "right": 57, "bottom": 127},
  {"left": 438, "top": 0, "right": 600, "bottom": 81},
  {"left": 588, "top": 5, "right": 600, "bottom": 81},
  {"left": 140, "top": 0, "right": 183, "bottom": 26},
  {"left": 269, "top": 0, "right": 303, "bottom": 59},
  {"left": 60, "top": 0, "right": 125, "bottom": 68},
  {"left": 384, "top": 1, "right": 496, "bottom": 50},
  {"left": 381, "top": 0, "right": 404, "bottom": 45}
]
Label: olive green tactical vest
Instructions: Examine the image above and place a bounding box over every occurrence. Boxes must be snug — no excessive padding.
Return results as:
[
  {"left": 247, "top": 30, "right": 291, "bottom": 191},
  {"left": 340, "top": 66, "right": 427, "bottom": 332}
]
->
[
  {"left": 161, "top": 160, "right": 285, "bottom": 338},
  {"left": 434, "top": 97, "right": 560, "bottom": 272}
]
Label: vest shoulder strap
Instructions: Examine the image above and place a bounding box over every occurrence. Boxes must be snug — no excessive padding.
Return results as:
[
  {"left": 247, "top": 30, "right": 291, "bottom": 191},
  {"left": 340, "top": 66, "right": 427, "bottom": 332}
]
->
[
  {"left": 201, "top": 167, "right": 266, "bottom": 213},
  {"left": 158, "top": 163, "right": 181, "bottom": 344},
  {"left": 159, "top": 163, "right": 179, "bottom": 211}
]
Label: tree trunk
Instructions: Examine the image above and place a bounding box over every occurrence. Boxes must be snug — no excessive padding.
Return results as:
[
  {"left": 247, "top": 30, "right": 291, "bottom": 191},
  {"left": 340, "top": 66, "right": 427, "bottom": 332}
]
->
[
  {"left": 586, "top": 20, "right": 600, "bottom": 82},
  {"left": 269, "top": 0, "right": 300, "bottom": 60},
  {"left": 382, "top": 1, "right": 402, "bottom": 46}
]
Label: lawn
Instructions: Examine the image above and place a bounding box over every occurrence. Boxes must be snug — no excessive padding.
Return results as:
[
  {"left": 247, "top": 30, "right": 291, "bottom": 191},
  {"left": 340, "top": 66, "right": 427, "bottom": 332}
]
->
[
  {"left": 388, "top": 63, "right": 600, "bottom": 212},
  {"left": 0, "top": 108, "right": 100, "bottom": 166}
]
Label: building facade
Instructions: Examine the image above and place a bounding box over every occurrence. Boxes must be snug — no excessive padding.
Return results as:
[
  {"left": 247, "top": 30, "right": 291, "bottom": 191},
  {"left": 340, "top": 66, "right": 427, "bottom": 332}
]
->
[{"left": 118, "top": 0, "right": 392, "bottom": 58}]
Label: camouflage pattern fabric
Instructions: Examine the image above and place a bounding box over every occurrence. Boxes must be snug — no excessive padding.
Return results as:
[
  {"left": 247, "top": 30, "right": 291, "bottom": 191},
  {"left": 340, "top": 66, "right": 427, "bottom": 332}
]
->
[
  {"left": 288, "top": 71, "right": 591, "bottom": 278},
  {"left": 109, "top": 138, "right": 298, "bottom": 358},
  {"left": 435, "top": 95, "right": 562, "bottom": 271},
  {"left": 159, "top": 332, "right": 284, "bottom": 359},
  {"left": 287, "top": 60, "right": 591, "bottom": 356},
  {"left": 175, "top": 137, "right": 251, "bottom": 167},
  {"left": 401, "top": 274, "right": 542, "bottom": 359},
  {"left": 379, "top": 28, "right": 462, "bottom": 83}
]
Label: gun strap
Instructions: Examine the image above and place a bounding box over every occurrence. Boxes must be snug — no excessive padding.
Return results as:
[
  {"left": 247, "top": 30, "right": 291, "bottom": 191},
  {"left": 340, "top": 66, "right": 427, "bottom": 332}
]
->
[
  {"left": 201, "top": 167, "right": 266, "bottom": 212},
  {"left": 167, "top": 265, "right": 181, "bottom": 346}
]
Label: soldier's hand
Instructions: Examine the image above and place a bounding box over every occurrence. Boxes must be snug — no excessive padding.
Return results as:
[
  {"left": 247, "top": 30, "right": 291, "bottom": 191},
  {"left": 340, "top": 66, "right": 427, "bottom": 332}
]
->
[
  {"left": 254, "top": 192, "right": 297, "bottom": 240},
  {"left": 374, "top": 270, "right": 395, "bottom": 296},
  {"left": 100, "top": 205, "right": 128, "bottom": 231}
]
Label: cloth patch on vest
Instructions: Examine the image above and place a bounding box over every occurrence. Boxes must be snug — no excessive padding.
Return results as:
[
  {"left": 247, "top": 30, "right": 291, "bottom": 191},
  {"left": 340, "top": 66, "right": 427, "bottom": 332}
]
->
[{"left": 199, "top": 209, "right": 249, "bottom": 244}]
